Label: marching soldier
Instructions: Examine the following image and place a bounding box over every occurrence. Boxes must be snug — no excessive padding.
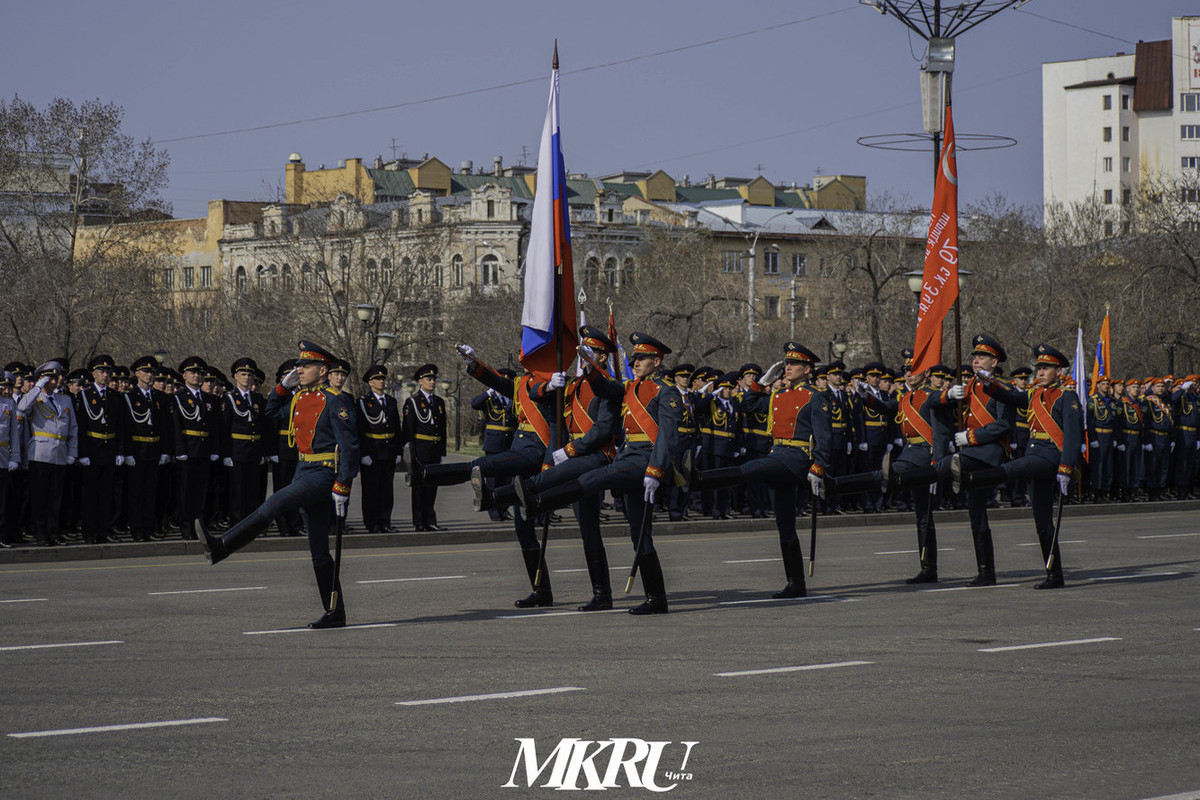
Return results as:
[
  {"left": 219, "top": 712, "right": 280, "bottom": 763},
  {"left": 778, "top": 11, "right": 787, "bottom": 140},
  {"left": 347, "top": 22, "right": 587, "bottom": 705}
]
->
[
  {"left": 222, "top": 357, "right": 268, "bottom": 525},
  {"left": 695, "top": 372, "right": 741, "bottom": 520},
  {"left": 17, "top": 361, "right": 78, "bottom": 547},
  {"left": 199, "top": 341, "right": 360, "bottom": 629},
  {"left": 269, "top": 360, "right": 303, "bottom": 536},
  {"left": 691, "top": 341, "right": 831, "bottom": 599},
  {"left": 1088, "top": 375, "right": 1119, "bottom": 503},
  {"left": 123, "top": 356, "right": 172, "bottom": 542},
  {"left": 1143, "top": 377, "right": 1173, "bottom": 501},
  {"left": 402, "top": 364, "right": 448, "bottom": 531},
  {"left": 357, "top": 364, "right": 402, "bottom": 532},
  {"left": 1171, "top": 376, "right": 1199, "bottom": 499},
  {"left": 1006, "top": 366, "right": 1033, "bottom": 507},
  {"left": 514, "top": 332, "right": 683, "bottom": 615},
  {"left": 76, "top": 355, "right": 126, "bottom": 544},
  {"left": 736, "top": 363, "right": 772, "bottom": 519},
  {"left": 173, "top": 356, "right": 221, "bottom": 540},
  {"left": 469, "top": 367, "right": 518, "bottom": 522},
  {"left": 857, "top": 362, "right": 890, "bottom": 513},
  {"left": 0, "top": 372, "right": 22, "bottom": 547},
  {"left": 957, "top": 345, "right": 1083, "bottom": 589}
]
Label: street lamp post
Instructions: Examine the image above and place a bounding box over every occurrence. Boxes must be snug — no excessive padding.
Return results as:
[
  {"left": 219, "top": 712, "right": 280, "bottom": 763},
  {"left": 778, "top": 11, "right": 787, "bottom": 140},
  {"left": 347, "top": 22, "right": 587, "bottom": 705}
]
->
[
  {"left": 720, "top": 209, "right": 795, "bottom": 354},
  {"left": 438, "top": 375, "right": 461, "bottom": 452},
  {"left": 827, "top": 334, "right": 848, "bottom": 365}
]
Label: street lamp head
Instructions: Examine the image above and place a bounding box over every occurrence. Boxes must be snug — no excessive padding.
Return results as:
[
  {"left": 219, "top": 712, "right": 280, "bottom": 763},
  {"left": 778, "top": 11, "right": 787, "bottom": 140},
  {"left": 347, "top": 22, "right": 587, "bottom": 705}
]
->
[
  {"left": 437, "top": 378, "right": 453, "bottom": 394},
  {"left": 375, "top": 332, "right": 396, "bottom": 352},
  {"left": 832, "top": 335, "right": 849, "bottom": 358},
  {"left": 905, "top": 270, "right": 924, "bottom": 298},
  {"left": 354, "top": 303, "right": 378, "bottom": 324},
  {"left": 152, "top": 349, "right": 168, "bottom": 365}
]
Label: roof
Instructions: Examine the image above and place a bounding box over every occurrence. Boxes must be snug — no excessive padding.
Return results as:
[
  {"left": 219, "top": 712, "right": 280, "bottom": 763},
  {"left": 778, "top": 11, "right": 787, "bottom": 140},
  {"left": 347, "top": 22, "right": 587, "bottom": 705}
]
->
[{"left": 1133, "top": 39, "right": 1172, "bottom": 112}]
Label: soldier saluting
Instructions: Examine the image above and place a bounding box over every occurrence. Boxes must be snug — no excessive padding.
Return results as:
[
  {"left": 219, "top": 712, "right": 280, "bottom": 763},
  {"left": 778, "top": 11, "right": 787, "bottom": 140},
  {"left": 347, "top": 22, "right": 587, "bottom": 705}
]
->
[{"left": 17, "top": 361, "right": 78, "bottom": 547}]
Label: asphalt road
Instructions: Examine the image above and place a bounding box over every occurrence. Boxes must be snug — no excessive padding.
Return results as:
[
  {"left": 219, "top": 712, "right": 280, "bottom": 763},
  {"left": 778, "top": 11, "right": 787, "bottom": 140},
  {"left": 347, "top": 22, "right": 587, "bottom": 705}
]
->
[{"left": 1, "top": 508, "right": 1198, "bottom": 799}]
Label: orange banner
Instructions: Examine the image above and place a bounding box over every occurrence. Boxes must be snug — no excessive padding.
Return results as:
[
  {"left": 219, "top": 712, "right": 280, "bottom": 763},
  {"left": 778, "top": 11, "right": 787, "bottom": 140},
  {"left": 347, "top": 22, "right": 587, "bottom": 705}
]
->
[{"left": 912, "top": 104, "right": 960, "bottom": 376}]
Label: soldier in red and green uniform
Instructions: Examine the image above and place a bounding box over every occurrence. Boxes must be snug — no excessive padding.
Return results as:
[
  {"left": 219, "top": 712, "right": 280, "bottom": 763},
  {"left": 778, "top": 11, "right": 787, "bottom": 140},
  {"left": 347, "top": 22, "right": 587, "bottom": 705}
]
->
[{"left": 198, "top": 341, "right": 359, "bottom": 629}]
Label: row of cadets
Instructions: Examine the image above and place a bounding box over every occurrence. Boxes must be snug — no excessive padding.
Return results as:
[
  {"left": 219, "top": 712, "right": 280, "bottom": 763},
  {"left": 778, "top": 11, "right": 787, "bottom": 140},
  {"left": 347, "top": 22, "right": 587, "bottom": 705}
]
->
[
  {"left": 665, "top": 363, "right": 697, "bottom": 522},
  {"left": 513, "top": 332, "right": 683, "bottom": 615},
  {"left": 199, "top": 340, "right": 360, "bottom": 629},
  {"left": 737, "top": 363, "right": 774, "bottom": 519},
  {"left": 413, "top": 347, "right": 557, "bottom": 604},
  {"left": 173, "top": 356, "right": 222, "bottom": 541},
  {"left": 475, "top": 326, "right": 623, "bottom": 611},
  {"left": 469, "top": 366, "right": 518, "bottom": 522},
  {"left": 690, "top": 341, "right": 831, "bottom": 600},
  {"left": 357, "top": 363, "right": 403, "bottom": 533},
  {"left": 822, "top": 361, "right": 854, "bottom": 514},
  {"left": 694, "top": 371, "right": 742, "bottom": 520}
]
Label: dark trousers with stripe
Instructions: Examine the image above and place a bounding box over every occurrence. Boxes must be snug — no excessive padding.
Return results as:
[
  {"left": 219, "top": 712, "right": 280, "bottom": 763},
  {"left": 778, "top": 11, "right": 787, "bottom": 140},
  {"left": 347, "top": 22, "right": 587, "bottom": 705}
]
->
[
  {"left": 81, "top": 460, "right": 115, "bottom": 543},
  {"left": 530, "top": 451, "right": 610, "bottom": 553},
  {"left": 127, "top": 458, "right": 159, "bottom": 541},
  {"left": 177, "top": 458, "right": 210, "bottom": 538},
  {"left": 472, "top": 442, "right": 546, "bottom": 546},
  {"left": 360, "top": 460, "right": 396, "bottom": 530}
]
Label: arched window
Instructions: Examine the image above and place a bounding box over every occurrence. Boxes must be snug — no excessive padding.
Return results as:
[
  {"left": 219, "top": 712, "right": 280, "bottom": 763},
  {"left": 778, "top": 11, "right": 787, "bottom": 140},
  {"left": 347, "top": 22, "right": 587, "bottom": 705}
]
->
[
  {"left": 417, "top": 256, "right": 428, "bottom": 285},
  {"left": 235, "top": 266, "right": 247, "bottom": 294},
  {"left": 301, "top": 263, "right": 312, "bottom": 291},
  {"left": 622, "top": 257, "right": 636, "bottom": 289},
  {"left": 381, "top": 258, "right": 393, "bottom": 286},
  {"left": 365, "top": 258, "right": 378, "bottom": 289},
  {"left": 603, "top": 257, "right": 618, "bottom": 287},
  {"left": 256, "top": 264, "right": 267, "bottom": 289},
  {"left": 584, "top": 256, "right": 599, "bottom": 285},
  {"left": 401, "top": 257, "right": 413, "bottom": 283},
  {"left": 282, "top": 264, "right": 294, "bottom": 291},
  {"left": 452, "top": 254, "right": 464, "bottom": 287},
  {"left": 481, "top": 254, "right": 500, "bottom": 286},
  {"left": 432, "top": 256, "right": 443, "bottom": 287}
]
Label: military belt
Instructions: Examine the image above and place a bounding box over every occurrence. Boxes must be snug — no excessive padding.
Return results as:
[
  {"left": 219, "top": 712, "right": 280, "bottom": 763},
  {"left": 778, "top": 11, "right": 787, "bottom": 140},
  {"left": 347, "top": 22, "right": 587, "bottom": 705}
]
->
[
  {"left": 1180, "top": 425, "right": 1197, "bottom": 432},
  {"left": 299, "top": 452, "right": 336, "bottom": 463},
  {"left": 365, "top": 432, "right": 395, "bottom": 440},
  {"left": 86, "top": 431, "right": 117, "bottom": 440},
  {"left": 278, "top": 429, "right": 291, "bottom": 436},
  {"left": 34, "top": 431, "right": 66, "bottom": 441},
  {"left": 413, "top": 433, "right": 442, "bottom": 442},
  {"left": 864, "top": 421, "right": 886, "bottom": 427},
  {"left": 906, "top": 436, "right": 928, "bottom": 445},
  {"left": 0, "top": 440, "right": 8, "bottom": 448},
  {"left": 485, "top": 425, "right": 515, "bottom": 433},
  {"left": 749, "top": 428, "right": 770, "bottom": 437},
  {"left": 625, "top": 433, "right": 652, "bottom": 443},
  {"left": 570, "top": 432, "right": 588, "bottom": 440},
  {"left": 773, "top": 439, "right": 812, "bottom": 453},
  {"left": 182, "top": 429, "right": 209, "bottom": 438},
  {"left": 1092, "top": 427, "right": 1113, "bottom": 433},
  {"left": 706, "top": 429, "right": 735, "bottom": 438},
  {"left": 1149, "top": 429, "right": 1169, "bottom": 436},
  {"left": 230, "top": 433, "right": 261, "bottom": 441},
  {"left": 677, "top": 426, "right": 695, "bottom": 433},
  {"left": 1016, "top": 420, "right": 1030, "bottom": 429},
  {"left": 131, "top": 435, "right": 160, "bottom": 443},
  {"left": 1030, "top": 432, "right": 1053, "bottom": 441}
]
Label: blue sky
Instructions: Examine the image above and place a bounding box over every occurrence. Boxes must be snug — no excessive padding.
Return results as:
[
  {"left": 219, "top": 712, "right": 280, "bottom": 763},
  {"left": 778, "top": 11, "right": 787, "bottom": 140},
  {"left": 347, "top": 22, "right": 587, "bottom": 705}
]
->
[{"left": 4, "top": 1, "right": 1194, "bottom": 219}]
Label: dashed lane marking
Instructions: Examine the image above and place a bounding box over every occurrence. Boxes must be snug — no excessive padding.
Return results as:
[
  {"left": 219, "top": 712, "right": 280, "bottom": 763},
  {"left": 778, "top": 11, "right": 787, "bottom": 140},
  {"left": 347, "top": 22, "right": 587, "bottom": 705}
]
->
[
  {"left": 496, "top": 609, "right": 628, "bottom": 619},
  {"left": 979, "top": 637, "right": 1120, "bottom": 653},
  {"left": 921, "top": 584, "right": 1020, "bottom": 593},
  {"left": 723, "top": 558, "right": 780, "bottom": 564},
  {"left": 718, "top": 595, "right": 844, "bottom": 606},
  {"left": 243, "top": 623, "right": 397, "bottom": 636},
  {"left": 148, "top": 587, "right": 267, "bottom": 595},
  {"left": 0, "top": 640, "right": 123, "bottom": 652},
  {"left": 397, "top": 687, "right": 585, "bottom": 706},
  {"left": 0, "top": 598, "right": 48, "bottom": 604},
  {"left": 716, "top": 661, "right": 874, "bottom": 677},
  {"left": 356, "top": 575, "right": 465, "bottom": 584},
  {"left": 1136, "top": 532, "right": 1200, "bottom": 540},
  {"left": 1087, "top": 572, "right": 1181, "bottom": 581},
  {"left": 9, "top": 717, "right": 227, "bottom": 738},
  {"left": 874, "top": 548, "right": 955, "bottom": 555}
]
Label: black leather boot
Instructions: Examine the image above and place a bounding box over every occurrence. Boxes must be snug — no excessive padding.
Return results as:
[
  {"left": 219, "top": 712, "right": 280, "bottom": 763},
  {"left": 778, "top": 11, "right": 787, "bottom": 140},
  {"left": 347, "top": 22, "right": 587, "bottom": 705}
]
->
[
  {"left": 308, "top": 562, "right": 346, "bottom": 628},
  {"left": 199, "top": 510, "right": 271, "bottom": 565},
  {"left": 628, "top": 551, "right": 668, "bottom": 615},
  {"left": 830, "top": 471, "right": 883, "bottom": 497},
  {"left": 772, "top": 539, "right": 807, "bottom": 598},
  {"left": 578, "top": 548, "right": 613, "bottom": 611},
  {"left": 421, "top": 462, "right": 472, "bottom": 487},
  {"left": 696, "top": 467, "right": 743, "bottom": 492},
  {"left": 894, "top": 464, "right": 939, "bottom": 490},
  {"left": 516, "top": 478, "right": 585, "bottom": 518},
  {"left": 962, "top": 466, "right": 1008, "bottom": 491},
  {"left": 1034, "top": 570, "right": 1065, "bottom": 590},
  {"left": 514, "top": 548, "right": 553, "bottom": 608}
]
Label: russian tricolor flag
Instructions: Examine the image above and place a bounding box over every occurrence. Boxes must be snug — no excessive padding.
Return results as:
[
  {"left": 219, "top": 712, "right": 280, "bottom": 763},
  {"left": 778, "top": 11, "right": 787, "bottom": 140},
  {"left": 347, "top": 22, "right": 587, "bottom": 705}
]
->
[{"left": 520, "top": 46, "right": 577, "bottom": 378}]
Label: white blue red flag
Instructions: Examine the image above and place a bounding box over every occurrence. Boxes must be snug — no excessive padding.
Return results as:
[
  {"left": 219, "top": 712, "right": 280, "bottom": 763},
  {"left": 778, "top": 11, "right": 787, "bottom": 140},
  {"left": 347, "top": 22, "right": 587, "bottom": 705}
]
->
[
  {"left": 520, "top": 47, "right": 577, "bottom": 378},
  {"left": 1074, "top": 325, "right": 1089, "bottom": 462}
]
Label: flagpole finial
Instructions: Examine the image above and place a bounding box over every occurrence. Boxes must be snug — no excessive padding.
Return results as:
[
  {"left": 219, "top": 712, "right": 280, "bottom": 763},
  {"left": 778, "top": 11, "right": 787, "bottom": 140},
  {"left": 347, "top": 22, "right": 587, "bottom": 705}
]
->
[
  {"left": 553, "top": 40, "right": 559, "bottom": 71},
  {"left": 1105, "top": 301, "right": 1110, "bottom": 314}
]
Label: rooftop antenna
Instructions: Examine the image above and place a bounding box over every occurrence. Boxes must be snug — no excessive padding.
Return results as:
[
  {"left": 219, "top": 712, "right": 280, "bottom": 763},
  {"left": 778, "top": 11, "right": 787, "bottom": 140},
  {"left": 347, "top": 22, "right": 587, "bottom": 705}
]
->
[{"left": 390, "top": 138, "right": 403, "bottom": 160}]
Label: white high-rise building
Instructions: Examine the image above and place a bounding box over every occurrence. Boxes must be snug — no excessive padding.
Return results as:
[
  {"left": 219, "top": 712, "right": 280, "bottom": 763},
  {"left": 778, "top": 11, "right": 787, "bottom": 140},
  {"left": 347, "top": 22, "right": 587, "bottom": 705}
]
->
[{"left": 1043, "top": 16, "right": 1200, "bottom": 233}]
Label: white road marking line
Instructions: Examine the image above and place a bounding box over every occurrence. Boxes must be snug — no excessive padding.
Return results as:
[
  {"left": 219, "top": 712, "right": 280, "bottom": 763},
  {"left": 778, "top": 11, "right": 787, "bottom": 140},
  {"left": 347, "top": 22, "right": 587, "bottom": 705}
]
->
[
  {"left": 397, "top": 687, "right": 585, "bottom": 706},
  {"left": 1016, "top": 540, "right": 1085, "bottom": 547},
  {"left": 243, "top": 623, "right": 397, "bottom": 636},
  {"left": 0, "top": 598, "right": 48, "bottom": 604},
  {"left": 716, "top": 661, "right": 874, "bottom": 677},
  {"left": 1137, "top": 532, "right": 1200, "bottom": 539},
  {"left": 497, "top": 609, "right": 628, "bottom": 619},
  {"left": 979, "top": 637, "right": 1121, "bottom": 653},
  {"left": 921, "top": 584, "right": 1019, "bottom": 593},
  {"left": 1136, "top": 791, "right": 1200, "bottom": 800},
  {"left": 719, "top": 595, "right": 840, "bottom": 606},
  {"left": 552, "top": 567, "right": 626, "bottom": 573},
  {"left": 1088, "top": 572, "right": 1180, "bottom": 581},
  {"left": 874, "top": 548, "right": 955, "bottom": 555},
  {"left": 0, "top": 640, "right": 123, "bottom": 652},
  {"left": 355, "top": 575, "right": 465, "bottom": 584},
  {"left": 148, "top": 587, "right": 267, "bottom": 595},
  {"left": 9, "top": 717, "right": 227, "bottom": 739},
  {"left": 723, "top": 558, "right": 781, "bottom": 564}
]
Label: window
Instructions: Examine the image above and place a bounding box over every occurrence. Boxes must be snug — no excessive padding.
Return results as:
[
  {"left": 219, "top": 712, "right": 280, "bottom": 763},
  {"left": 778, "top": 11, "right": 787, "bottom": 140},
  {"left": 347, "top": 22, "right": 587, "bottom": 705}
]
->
[
  {"left": 1104, "top": 221, "right": 1114, "bottom": 237},
  {"left": 452, "top": 254, "right": 463, "bottom": 287},
  {"left": 1182, "top": 93, "right": 1200, "bottom": 112},
  {"left": 200, "top": 265, "right": 212, "bottom": 288},
  {"left": 1122, "top": 188, "right": 1130, "bottom": 205},
  {"left": 764, "top": 296, "right": 780, "bottom": 319},
  {"left": 1183, "top": 157, "right": 1200, "bottom": 169},
  {"left": 300, "top": 264, "right": 312, "bottom": 291},
  {"left": 762, "top": 250, "right": 780, "bottom": 275},
  {"left": 622, "top": 257, "right": 635, "bottom": 289},
  {"left": 792, "top": 253, "right": 807, "bottom": 277},
  {"left": 1103, "top": 157, "right": 1113, "bottom": 173},
  {"left": 1182, "top": 187, "right": 1200, "bottom": 203},
  {"left": 256, "top": 265, "right": 267, "bottom": 289},
  {"left": 1122, "top": 157, "right": 1131, "bottom": 173},
  {"left": 282, "top": 264, "right": 294, "bottom": 291},
  {"left": 417, "top": 256, "right": 428, "bottom": 285},
  {"left": 480, "top": 254, "right": 500, "bottom": 286},
  {"left": 162, "top": 267, "right": 175, "bottom": 290},
  {"left": 182, "top": 266, "right": 194, "bottom": 289},
  {"left": 365, "top": 258, "right": 378, "bottom": 288},
  {"left": 819, "top": 257, "right": 834, "bottom": 278},
  {"left": 606, "top": 209, "right": 615, "bottom": 223},
  {"left": 798, "top": 297, "right": 809, "bottom": 319},
  {"left": 1103, "top": 127, "right": 1112, "bottom": 142},
  {"left": 603, "top": 257, "right": 618, "bottom": 287},
  {"left": 1103, "top": 189, "right": 1113, "bottom": 205},
  {"left": 1122, "top": 126, "right": 1130, "bottom": 142},
  {"left": 486, "top": 199, "right": 495, "bottom": 219},
  {"left": 234, "top": 266, "right": 246, "bottom": 293},
  {"left": 433, "top": 257, "right": 443, "bottom": 287},
  {"left": 1181, "top": 125, "right": 1200, "bottom": 140},
  {"left": 1122, "top": 94, "right": 1129, "bottom": 110},
  {"left": 1103, "top": 94, "right": 1112, "bottom": 110},
  {"left": 584, "top": 256, "right": 599, "bottom": 284},
  {"left": 722, "top": 251, "right": 743, "bottom": 273},
  {"left": 382, "top": 258, "right": 393, "bottom": 286}
]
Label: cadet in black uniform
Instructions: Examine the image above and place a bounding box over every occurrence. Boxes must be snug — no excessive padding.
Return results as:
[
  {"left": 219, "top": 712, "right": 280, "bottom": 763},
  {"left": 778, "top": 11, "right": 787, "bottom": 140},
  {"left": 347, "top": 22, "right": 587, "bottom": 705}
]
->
[
  {"left": 469, "top": 368, "right": 518, "bottom": 522},
  {"left": 77, "top": 355, "right": 126, "bottom": 544},
  {"left": 222, "top": 357, "right": 268, "bottom": 525},
  {"left": 269, "top": 360, "right": 303, "bottom": 536},
  {"left": 402, "top": 364, "right": 447, "bottom": 531},
  {"left": 123, "top": 356, "right": 172, "bottom": 542},
  {"left": 357, "top": 364, "right": 402, "bottom": 532},
  {"left": 173, "top": 356, "right": 221, "bottom": 540}
]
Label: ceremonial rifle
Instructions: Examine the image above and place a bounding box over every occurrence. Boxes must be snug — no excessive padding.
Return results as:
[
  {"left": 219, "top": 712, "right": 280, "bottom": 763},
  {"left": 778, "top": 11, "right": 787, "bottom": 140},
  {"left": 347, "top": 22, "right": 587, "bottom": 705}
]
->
[
  {"left": 809, "top": 436, "right": 818, "bottom": 576},
  {"left": 625, "top": 500, "right": 654, "bottom": 594},
  {"left": 329, "top": 444, "right": 346, "bottom": 612}
]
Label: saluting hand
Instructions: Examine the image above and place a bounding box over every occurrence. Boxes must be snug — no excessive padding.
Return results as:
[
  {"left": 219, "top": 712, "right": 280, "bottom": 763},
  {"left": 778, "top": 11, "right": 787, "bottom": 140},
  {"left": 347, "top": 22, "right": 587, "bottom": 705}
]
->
[
  {"left": 760, "top": 360, "right": 784, "bottom": 386},
  {"left": 947, "top": 384, "right": 966, "bottom": 400},
  {"left": 280, "top": 367, "right": 301, "bottom": 389}
]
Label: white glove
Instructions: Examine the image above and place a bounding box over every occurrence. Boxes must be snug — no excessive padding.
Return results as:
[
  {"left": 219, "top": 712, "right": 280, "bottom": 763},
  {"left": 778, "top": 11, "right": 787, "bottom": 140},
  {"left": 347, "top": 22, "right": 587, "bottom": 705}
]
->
[
  {"left": 35, "top": 375, "right": 50, "bottom": 389},
  {"left": 486, "top": 387, "right": 499, "bottom": 399},
  {"left": 954, "top": 431, "right": 970, "bottom": 448},
  {"left": 269, "top": 455, "right": 279, "bottom": 463},
  {"left": 547, "top": 371, "right": 568, "bottom": 390},
  {"left": 947, "top": 384, "right": 966, "bottom": 400},
  {"left": 1116, "top": 444, "right": 1125, "bottom": 452},
  {"left": 1143, "top": 443, "right": 1153, "bottom": 452},
  {"left": 845, "top": 442, "right": 852, "bottom": 455},
  {"left": 885, "top": 443, "right": 893, "bottom": 453},
  {"left": 893, "top": 438, "right": 904, "bottom": 448},
  {"left": 1089, "top": 441, "right": 1098, "bottom": 449},
  {"left": 361, "top": 455, "right": 373, "bottom": 466},
  {"left": 259, "top": 457, "right": 268, "bottom": 466},
  {"left": 1170, "top": 442, "right": 1176, "bottom": 452},
  {"left": 1057, "top": 474, "right": 1070, "bottom": 495},
  {"left": 66, "top": 456, "right": 76, "bottom": 466},
  {"left": 176, "top": 454, "right": 188, "bottom": 462},
  {"left": 976, "top": 369, "right": 992, "bottom": 381},
  {"left": 857, "top": 442, "right": 868, "bottom": 452},
  {"left": 760, "top": 360, "right": 784, "bottom": 386},
  {"left": 332, "top": 492, "right": 349, "bottom": 517},
  {"left": 1009, "top": 442, "right": 1018, "bottom": 451},
  {"left": 222, "top": 457, "right": 233, "bottom": 467},
  {"left": 395, "top": 454, "right": 404, "bottom": 465},
  {"left": 808, "top": 471, "right": 825, "bottom": 499},
  {"left": 737, "top": 447, "right": 746, "bottom": 457},
  {"left": 1183, "top": 381, "right": 1194, "bottom": 391},
  {"left": 210, "top": 453, "right": 219, "bottom": 462},
  {"left": 643, "top": 475, "right": 660, "bottom": 503},
  {"left": 456, "top": 343, "right": 476, "bottom": 362},
  {"left": 551, "top": 447, "right": 569, "bottom": 466},
  {"left": 579, "top": 345, "right": 596, "bottom": 363},
  {"left": 280, "top": 367, "right": 301, "bottom": 389},
  {"left": 158, "top": 454, "right": 170, "bottom": 466},
  {"left": 1194, "top": 441, "right": 1199, "bottom": 451},
  {"left": 115, "top": 455, "right": 125, "bottom": 466},
  {"left": 78, "top": 457, "right": 91, "bottom": 467},
  {"left": 124, "top": 455, "right": 135, "bottom": 466}
]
